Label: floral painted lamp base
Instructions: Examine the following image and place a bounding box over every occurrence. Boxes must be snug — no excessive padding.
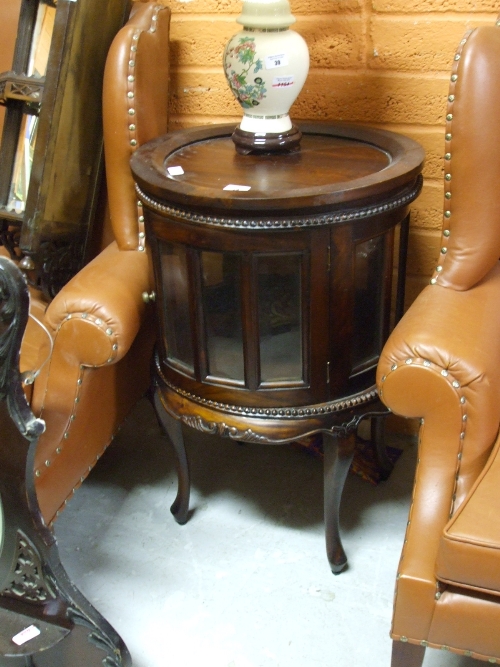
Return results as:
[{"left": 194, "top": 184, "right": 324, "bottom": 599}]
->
[{"left": 223, "top": 0, "right": 309, "bottom": 154}]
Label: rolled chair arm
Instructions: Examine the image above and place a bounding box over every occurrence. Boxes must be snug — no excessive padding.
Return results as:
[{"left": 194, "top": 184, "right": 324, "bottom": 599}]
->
[
  {"left": 378, "top": 262, "right": 500, "bottom": 472},
  {"left": 44, "top": 242, "right": 153, "bottom": 367}
]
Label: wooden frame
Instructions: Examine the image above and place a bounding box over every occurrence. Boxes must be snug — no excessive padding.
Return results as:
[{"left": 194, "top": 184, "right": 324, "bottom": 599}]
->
[{"left": 0, "top": 0, "right": 130, "bottom": 298}]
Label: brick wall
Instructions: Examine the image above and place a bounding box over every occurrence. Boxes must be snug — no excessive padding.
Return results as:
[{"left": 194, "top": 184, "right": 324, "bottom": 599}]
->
[{"left": 163, "top": 0, "right": 498, "bottom": 306}]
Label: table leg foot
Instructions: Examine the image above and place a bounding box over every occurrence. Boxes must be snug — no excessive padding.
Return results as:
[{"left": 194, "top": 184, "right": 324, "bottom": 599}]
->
[
  {"left": 153, "top": 389, "right": 191, "bottom": 525},
  {"left": 323, "top": 431, "right": 356, "bottom": 574}
]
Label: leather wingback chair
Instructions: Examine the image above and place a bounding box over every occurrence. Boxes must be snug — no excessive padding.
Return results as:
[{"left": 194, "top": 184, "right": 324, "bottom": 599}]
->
[
  {"left": 18, "top": 1, "right": 170, "bottom": 526},
  {"left": 376, "top": 15, "right": 500, "bottom": 667}
]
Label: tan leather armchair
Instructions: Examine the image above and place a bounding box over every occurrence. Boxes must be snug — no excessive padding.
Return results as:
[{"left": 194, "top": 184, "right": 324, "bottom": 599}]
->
[
  {"left": 19, "top": 1, "right": 170, "bottom": 526},
  {"left": 376, "top": 15, "right": 500, "bottom": 667}
]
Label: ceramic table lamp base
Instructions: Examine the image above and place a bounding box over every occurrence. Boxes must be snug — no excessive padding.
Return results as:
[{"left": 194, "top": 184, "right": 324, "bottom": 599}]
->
[{"left": 224, "top": 0, "right": 309, "bottom": 154}]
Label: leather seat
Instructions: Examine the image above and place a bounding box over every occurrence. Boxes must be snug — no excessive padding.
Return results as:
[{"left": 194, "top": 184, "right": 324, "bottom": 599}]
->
[
  {"left": 18, "top": 1, "right": 170, "bottom": 525},
  {"left": 376, "top": 14, "right": 500, "bottom": 666}
]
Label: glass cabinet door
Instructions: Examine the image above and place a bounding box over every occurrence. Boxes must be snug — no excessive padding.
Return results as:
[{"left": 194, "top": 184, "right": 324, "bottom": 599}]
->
[
  {"left": 152, "top": 223, "right": 328, "bottom": 407},
  {"left": 257, "top": 253, "right": 303, "bottom": 385}
]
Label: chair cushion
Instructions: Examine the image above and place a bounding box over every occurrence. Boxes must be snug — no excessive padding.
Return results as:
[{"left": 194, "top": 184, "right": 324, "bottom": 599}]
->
[{"left": 436, "top": 432, "right": 500, "bottom": 596}]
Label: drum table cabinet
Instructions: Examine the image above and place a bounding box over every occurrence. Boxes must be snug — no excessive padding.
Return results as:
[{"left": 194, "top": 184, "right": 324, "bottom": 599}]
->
[{"left": 131, "top": 122, "right": 424, "bottom": 573}]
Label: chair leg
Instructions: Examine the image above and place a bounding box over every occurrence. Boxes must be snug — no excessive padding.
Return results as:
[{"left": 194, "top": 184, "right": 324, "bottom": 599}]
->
[
  {"left": 371, "top": 416, "right": 394, "bottom": 481},
  {"left": 391, "top": 640, "right": 425, "bottom": 667},
  {"left": 153, "top": 388, "right": 191, "bottom": 525},
  {"left": 323, "top": 431, "right": 356, "bottom": 574}
]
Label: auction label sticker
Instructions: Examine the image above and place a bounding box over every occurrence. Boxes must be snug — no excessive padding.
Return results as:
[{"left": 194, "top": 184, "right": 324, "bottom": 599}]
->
[
  {"left": 223, "top": 184, "right": 251, "bottom": 191},
  {"left": 272, "top": 75, "right": 295, "bottom": 88},
  {"left": 266, "top": 53, "right": 289, "bottom": 69},
  {"left": 12, "top": 625, "right": 41, "bottom": 646},
  {"left": 167, "top": 165, "right": 185, "bottom": 176}
]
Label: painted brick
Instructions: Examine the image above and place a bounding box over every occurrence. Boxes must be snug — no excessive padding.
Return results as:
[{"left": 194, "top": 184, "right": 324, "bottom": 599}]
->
[
  {"left": 373, "top": 0, "right": 499, "bottom": 13},
  {"left": 170, "top": 18, "right": 237, "bottom": 67},
  {"left": 369, "top": 17, "right": 495, "bottom": 72},
  {"left": 294, "top": 71, "right": 449, "bottom": 125},
  {"left": 171, "top": 69, "right": 449, "bottom": 125},
  {"left": 406, "top": 228, "right": 441, "bottom": 277},
  {"left": 170, "top": 70, "right": 238, "bottom": 117},
  {"left": 170, "top": 16, "right": 365, "bottom": 69},
  {"left": 166, "top": 0, "right": 356, "bottom": 15},
  {"left": 409, "top": 182, "right": 443, "bottom": 231},
  {"left": 298, "top": 16, "right": 364, "bottom": 69},
  {"left": 404, "top": 275, "right": 430, "bottom": 310},
  {"left": 404, "top": 128, "right": 446, "bottom": 181}
]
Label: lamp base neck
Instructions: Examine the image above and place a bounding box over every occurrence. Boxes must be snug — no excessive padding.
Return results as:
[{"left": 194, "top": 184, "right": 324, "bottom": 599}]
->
[{"left": 232, "top": 125, "right": 302, "bottom": 155}]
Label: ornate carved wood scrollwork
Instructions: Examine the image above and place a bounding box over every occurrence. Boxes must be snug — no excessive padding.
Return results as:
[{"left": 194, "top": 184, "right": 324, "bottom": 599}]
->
[{"left": 0, "top": 256, "right": 131, "bottom": 666}]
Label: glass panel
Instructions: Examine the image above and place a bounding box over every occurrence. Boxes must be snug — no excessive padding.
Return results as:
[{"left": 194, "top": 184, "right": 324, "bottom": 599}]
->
[
  {"left": 258, "top": 254, "right": 302, "bottom": 383},
  {"left": 7, "top": 114, "right": 38, "bottom": 214},
  {"left": 28, "top": 3, "right": 57, "bottom": 77},
  {"left": 352, "top": 235, "right": 385, "bottom": 370},
  {"left": 202, "top": 251, "right": 244, "bottom": 382},
  {"left": 159, "top": 241, "right": 194, "bottom": 372}
]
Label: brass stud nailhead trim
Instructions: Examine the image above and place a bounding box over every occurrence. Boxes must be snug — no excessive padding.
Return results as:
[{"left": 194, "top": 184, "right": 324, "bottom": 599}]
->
[
  {"left": 444, "top": 211, "right": 451, "bottom": 218},
  {"left": 446, "top": 114, "right": 453, "bottom": 121},
  {"left": 451, "top": 74, "right": 458, "bottom": 82},
  {"left": 443, "top": 229, "right": 450, "bottom": 236},
  {"left": 445, "top": 133, "right": 452, "bottom": 141},
  {"left": 444, "top": 153, "right": 451, "bottom": 160},
  {"left": 445, "top": 174, "right": 451, "bottom": 181},
  {"left": 445, "top": 192, "right": 451, "bottom": 199},
  {"left": 441, "top": 247, "right": 448, "bottom": 254}
]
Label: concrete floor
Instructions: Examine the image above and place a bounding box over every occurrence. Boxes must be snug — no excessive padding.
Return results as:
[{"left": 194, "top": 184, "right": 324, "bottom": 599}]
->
[{"left": 54, "top": 398, "right": 480, "bottom": 667}]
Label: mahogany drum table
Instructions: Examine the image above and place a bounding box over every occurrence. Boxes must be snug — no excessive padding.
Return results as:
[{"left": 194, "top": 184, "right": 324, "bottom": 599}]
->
[{"left": 131, "top": 122, "right": 424, "bottom": 573}]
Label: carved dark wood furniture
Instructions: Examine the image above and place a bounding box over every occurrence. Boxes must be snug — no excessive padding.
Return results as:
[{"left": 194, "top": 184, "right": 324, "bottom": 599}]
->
[
  {"left": 131, "top": 122, "right": 425, "bottom": 574},
  {"left": 0, "top": 0, "right": 129, "bottom": 297},
  {"left": 0, "top": 256, "right": 131, "bottom": 667}
]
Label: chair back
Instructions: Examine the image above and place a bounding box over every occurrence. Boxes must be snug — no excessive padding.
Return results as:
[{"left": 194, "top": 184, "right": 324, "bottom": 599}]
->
[
  {"left": 103, "top": 1, "right": 171, "bottom": 251},
  {"left": 431, "top": 18, "right": 500, "bottom": 291}
]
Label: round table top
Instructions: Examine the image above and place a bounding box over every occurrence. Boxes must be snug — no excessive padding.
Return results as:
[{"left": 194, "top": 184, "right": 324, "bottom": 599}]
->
[{"left": 131, "top": 122, "right": 425, "bottom": 215}]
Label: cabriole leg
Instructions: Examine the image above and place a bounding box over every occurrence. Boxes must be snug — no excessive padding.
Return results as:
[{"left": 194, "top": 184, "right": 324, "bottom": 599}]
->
[
  {"left": 153, "top": 388, "right": 190, "bottom": 525},
  {"left": 323, "top": 431, "right": 356, "bottom": 574}
]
